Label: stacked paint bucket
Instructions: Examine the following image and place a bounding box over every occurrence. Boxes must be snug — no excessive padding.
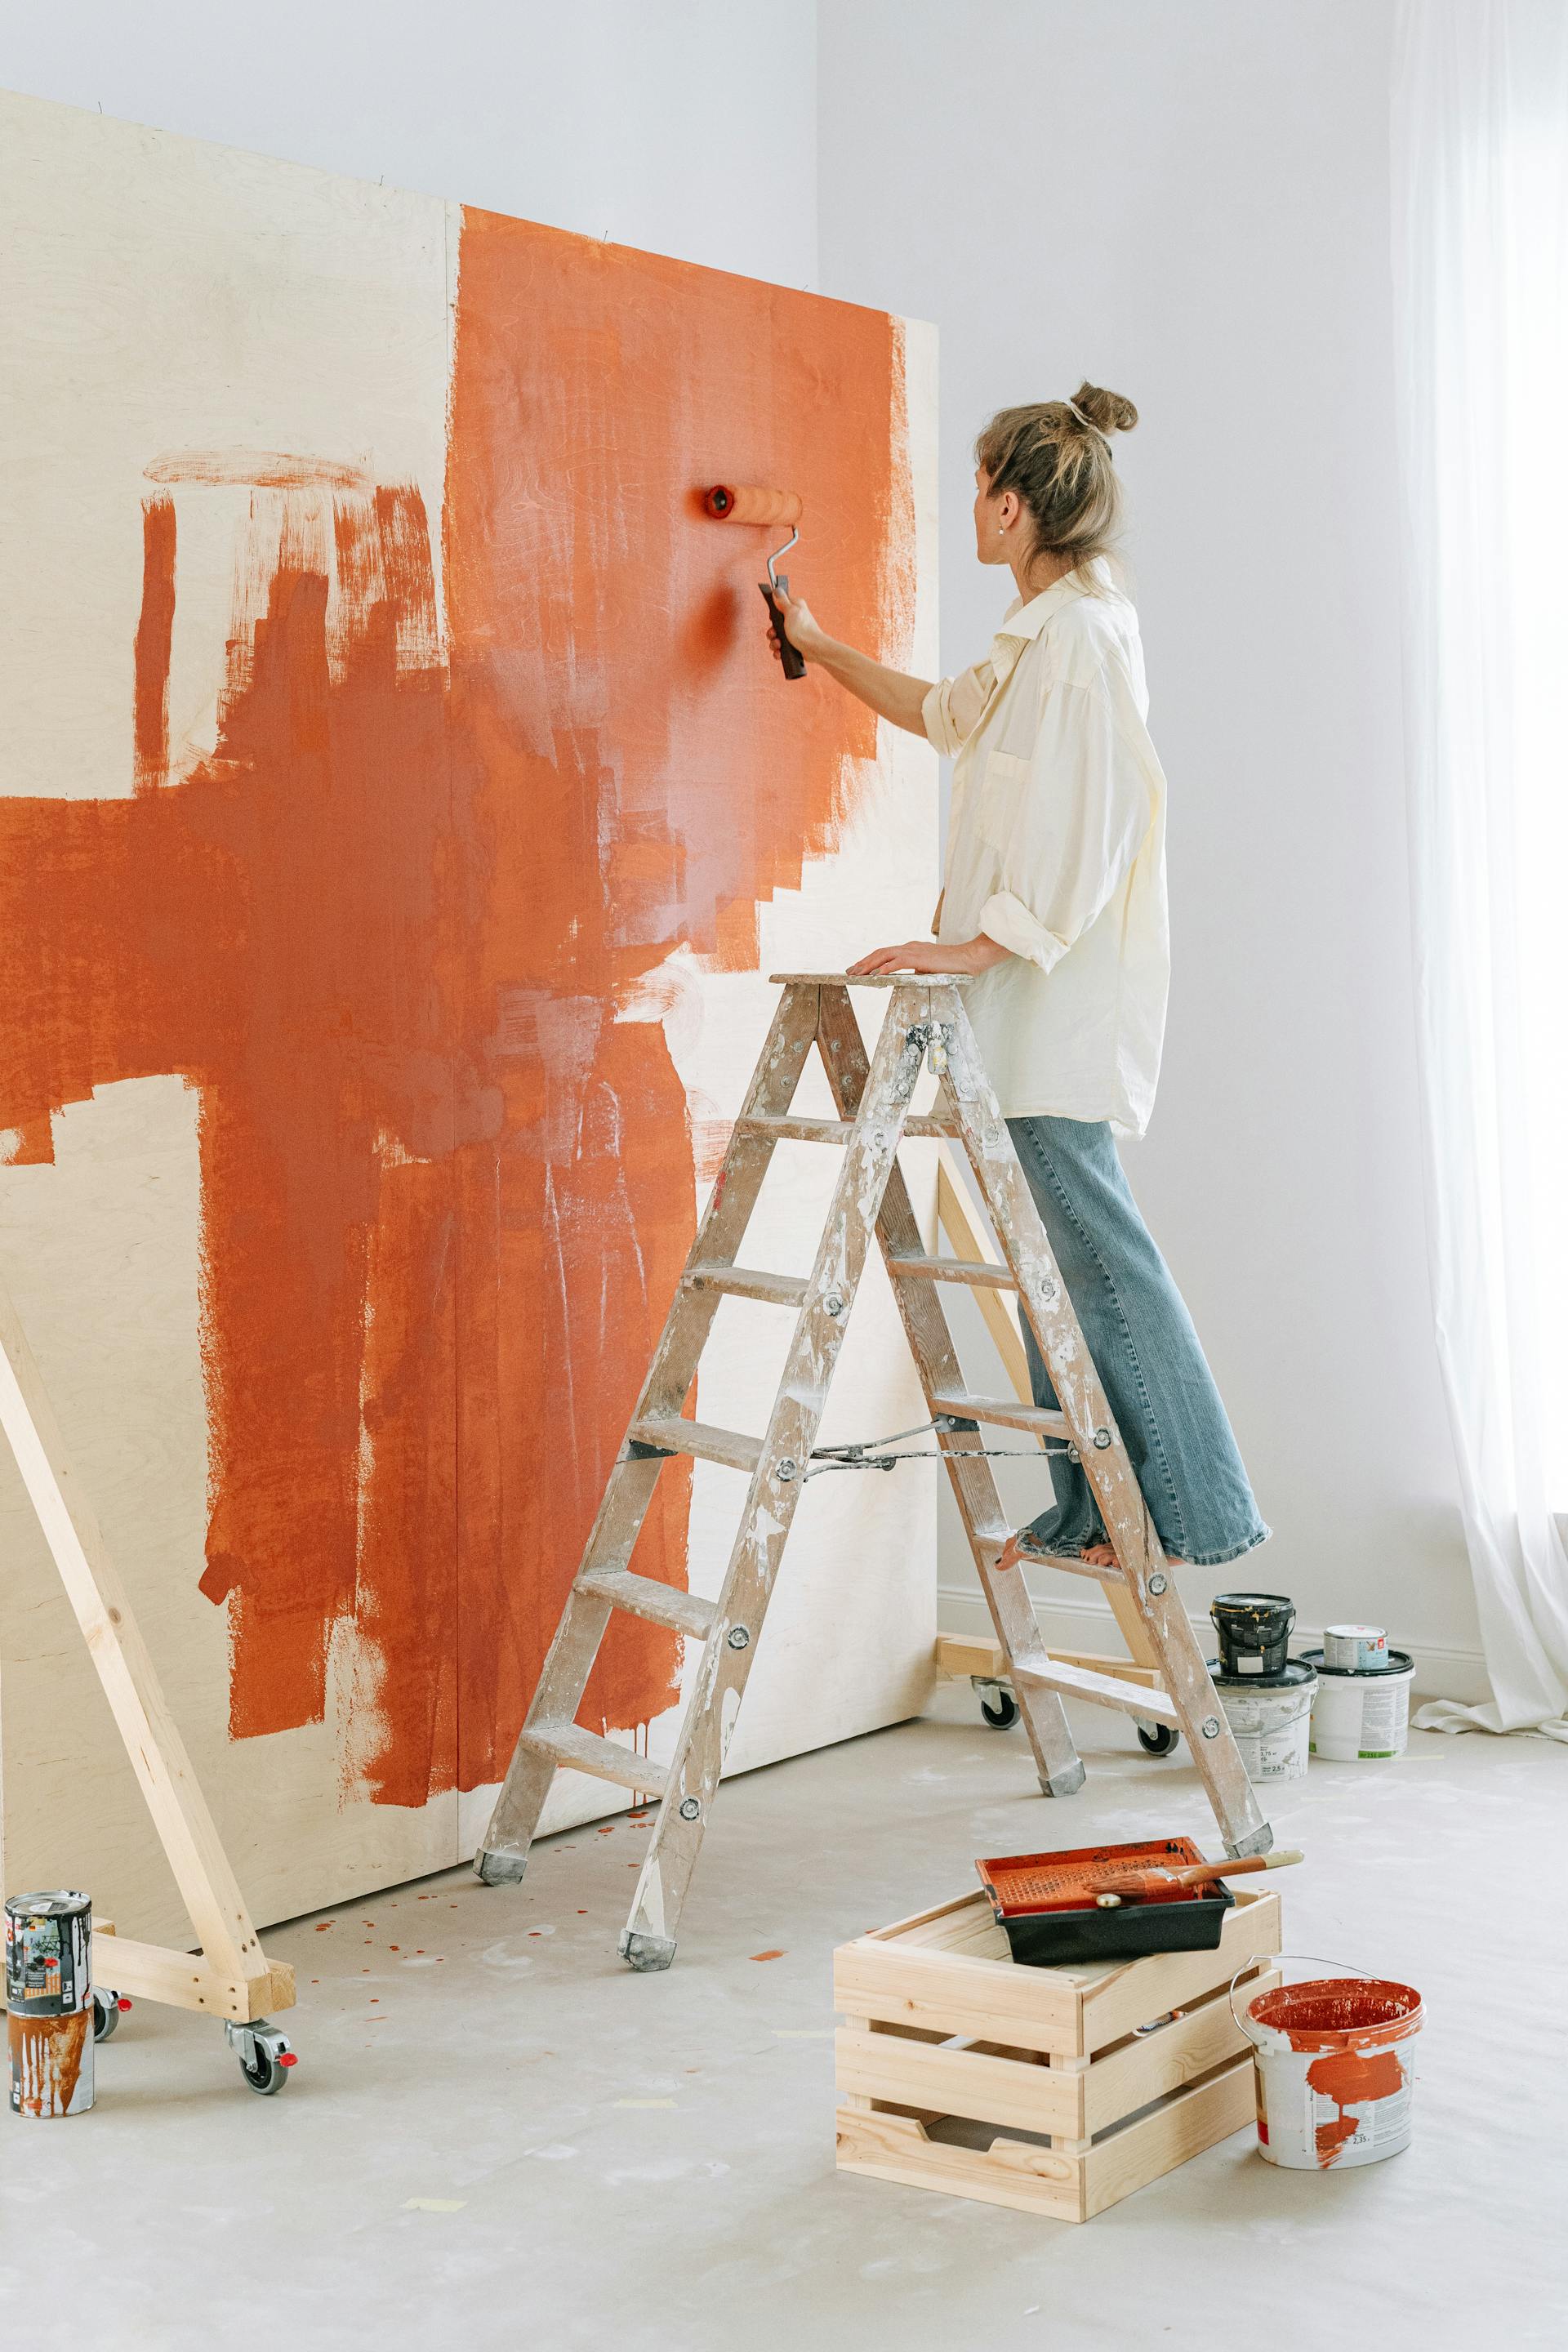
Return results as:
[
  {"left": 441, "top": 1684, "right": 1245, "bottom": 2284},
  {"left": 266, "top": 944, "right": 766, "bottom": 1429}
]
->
[
  {"left": 1206, "top": 1595, "right": 1316, "bottom": 1784},
  {"left": 5, "top": 1891, "right": 95, "bottom": 2118},
  {"left": 1303, "top": 1624, "right": 1415, "bottom": 1761}
]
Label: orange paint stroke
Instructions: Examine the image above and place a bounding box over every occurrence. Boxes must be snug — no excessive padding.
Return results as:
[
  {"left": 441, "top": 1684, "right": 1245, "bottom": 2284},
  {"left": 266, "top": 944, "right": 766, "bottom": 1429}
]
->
[
  {"left": 132, "top": 496, "right": 176, "bottom": 794},
  {"left": 1307, "top": 2045, "right": 1405, "bottom": 2167},
  {"left": 144, "top": 449, "right": 375, "bottom": 489},
  {"left": 0, "top": 216, "right": 913, "bottom": 1809}
]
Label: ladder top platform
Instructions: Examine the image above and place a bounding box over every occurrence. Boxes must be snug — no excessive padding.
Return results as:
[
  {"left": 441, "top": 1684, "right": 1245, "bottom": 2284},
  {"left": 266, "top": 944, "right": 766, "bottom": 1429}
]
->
[{"left": 767, "top": 971, "right": 973, "bottom": 987}]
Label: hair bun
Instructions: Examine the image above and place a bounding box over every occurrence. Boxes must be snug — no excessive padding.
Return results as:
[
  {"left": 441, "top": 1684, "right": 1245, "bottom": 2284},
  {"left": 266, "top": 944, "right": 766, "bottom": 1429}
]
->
[{"left": 1071, "top": 381, "right": 1138, "bottom": 435}]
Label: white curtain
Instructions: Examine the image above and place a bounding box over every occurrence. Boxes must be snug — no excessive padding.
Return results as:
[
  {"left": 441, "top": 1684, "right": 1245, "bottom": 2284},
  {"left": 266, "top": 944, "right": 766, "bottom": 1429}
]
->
[{"left": 1393, "top": 0, "right": 1568, "bottom": 1738}]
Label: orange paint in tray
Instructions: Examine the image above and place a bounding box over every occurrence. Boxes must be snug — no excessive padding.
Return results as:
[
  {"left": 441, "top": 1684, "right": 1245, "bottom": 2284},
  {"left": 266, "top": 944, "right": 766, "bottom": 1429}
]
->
[{"left": 977, "top": 1838, "right": 1236, "bottom": 1967}]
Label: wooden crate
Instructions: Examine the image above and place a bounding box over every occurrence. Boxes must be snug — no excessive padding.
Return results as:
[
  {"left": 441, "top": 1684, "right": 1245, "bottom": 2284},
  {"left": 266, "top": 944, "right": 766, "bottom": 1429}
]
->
[{"left": 835, "top": 1885, "right": 1281, "bottom": 2223}]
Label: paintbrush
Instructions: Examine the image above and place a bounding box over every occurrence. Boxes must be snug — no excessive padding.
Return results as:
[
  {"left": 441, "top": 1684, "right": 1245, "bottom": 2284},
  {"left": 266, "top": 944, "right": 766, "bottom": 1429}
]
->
[{"left": 1091, "top": 1848, "right": 1303, "bottom": 1908}]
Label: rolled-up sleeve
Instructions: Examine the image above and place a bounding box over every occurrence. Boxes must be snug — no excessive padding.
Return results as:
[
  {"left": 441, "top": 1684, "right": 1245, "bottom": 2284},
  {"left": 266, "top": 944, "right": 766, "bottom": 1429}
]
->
[
  {"left": 922, "top": 660, "right": 994, "bottom": 755},
  {"left": 977, "top": 679, "right": 1152, "bottom": 973}
]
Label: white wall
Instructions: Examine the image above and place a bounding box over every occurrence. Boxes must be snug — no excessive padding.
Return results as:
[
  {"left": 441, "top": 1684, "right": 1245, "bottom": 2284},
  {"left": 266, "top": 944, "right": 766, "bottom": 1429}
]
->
[
  {"left": 0, "top": 1, "right": 817, "bottom": 286},
  {"left": 819, "top": 0, "right": 1482, "bottom": 1693}
]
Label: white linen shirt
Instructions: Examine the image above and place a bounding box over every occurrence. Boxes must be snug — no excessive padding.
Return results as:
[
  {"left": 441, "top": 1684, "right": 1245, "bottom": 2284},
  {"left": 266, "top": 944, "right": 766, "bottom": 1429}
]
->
[{"left": 923, "top": 567, "right": 1169, "bottom": 1137}]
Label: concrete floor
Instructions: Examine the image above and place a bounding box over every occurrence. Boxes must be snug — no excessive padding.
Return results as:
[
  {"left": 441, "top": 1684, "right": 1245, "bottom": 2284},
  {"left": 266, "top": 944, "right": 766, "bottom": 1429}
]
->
[{"left": 2, "top": 1684, "right": 1563, "bottom": 2350}]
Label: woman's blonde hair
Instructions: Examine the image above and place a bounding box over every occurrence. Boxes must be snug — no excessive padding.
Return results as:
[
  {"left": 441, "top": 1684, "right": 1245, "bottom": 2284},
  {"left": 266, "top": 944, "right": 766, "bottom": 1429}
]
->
[{"left": 974, "top": 381, "right": 1138, "bottom": 587}]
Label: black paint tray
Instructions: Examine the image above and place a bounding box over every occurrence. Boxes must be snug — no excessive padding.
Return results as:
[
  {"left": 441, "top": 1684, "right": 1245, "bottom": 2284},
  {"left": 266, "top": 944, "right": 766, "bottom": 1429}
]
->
[{"left": 976, "top": 1838, "right": 1236, "bottom": 1967}]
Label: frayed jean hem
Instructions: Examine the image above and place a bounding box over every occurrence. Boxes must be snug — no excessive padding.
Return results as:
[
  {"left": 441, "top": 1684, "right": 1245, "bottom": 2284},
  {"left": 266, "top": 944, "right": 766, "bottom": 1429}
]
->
[{"left": 1181, "top": 1522, "right": 1273, "bottom": 1569}]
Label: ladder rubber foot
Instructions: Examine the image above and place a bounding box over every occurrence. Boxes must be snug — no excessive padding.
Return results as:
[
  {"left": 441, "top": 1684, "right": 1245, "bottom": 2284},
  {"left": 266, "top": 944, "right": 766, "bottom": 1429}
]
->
[
  {"left": 1224, "top": 1823, "right": 1275, "bottom": 1860},
  {"left": 474, "top": 1848, "right": 528, "bottom": 1886},
  {"left": 618, "top": 1929, "right": 677, "bottom": 1973},
  {"left": 1038, "top": 1760, "right": 1088, "bottom": 1798}
]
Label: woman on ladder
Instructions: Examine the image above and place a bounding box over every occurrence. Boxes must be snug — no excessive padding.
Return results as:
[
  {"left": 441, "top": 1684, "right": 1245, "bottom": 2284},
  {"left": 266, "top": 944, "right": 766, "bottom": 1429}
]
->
[{"left": 765, "top": 384, "right": 1269, "bottom": 1580}]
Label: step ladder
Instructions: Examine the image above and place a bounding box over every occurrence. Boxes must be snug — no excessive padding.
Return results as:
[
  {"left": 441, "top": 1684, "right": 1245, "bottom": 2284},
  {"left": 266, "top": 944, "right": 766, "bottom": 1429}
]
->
[{"left": 475, "top": 974, "right": 1272, "bottom": 1969}]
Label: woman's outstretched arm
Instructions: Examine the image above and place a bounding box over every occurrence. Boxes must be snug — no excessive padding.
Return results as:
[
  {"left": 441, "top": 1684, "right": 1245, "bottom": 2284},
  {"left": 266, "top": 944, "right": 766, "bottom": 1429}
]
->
[{"left": 768, "top": 587, "right": 932, "bottom": 735}]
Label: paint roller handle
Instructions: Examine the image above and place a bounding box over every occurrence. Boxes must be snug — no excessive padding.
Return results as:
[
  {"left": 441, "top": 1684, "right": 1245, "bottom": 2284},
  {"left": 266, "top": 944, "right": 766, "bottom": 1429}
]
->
[{"left": 761, "top": 578, "right": 807, "bottom": 682}]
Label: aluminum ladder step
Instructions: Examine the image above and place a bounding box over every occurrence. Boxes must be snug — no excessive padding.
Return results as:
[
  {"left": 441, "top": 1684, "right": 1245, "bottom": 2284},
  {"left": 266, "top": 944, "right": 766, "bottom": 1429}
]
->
[
  {"left": 519, "top": 1725, "right": 670, "bottom": 1793},
  {"left": 578, "top": 1568, "right": 717, "bottom": 1641},
  {"left": 627, "top": 1416, "right": 763, "bottom": 1475},
  {"left": 1011, "top": 1657, "right": 1180, "bottom": 1727},
  {"left": 930, "top": 1388, "right": 1070, "bottom": 1439}
]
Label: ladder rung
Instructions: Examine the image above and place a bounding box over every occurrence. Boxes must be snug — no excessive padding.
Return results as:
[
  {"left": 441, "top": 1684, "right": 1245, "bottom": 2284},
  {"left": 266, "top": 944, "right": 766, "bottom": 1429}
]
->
[
  {"left": 686, "top": 1263, "right": 808, "bottom": 1307},
  {"left": 889, "top": 1255, "right": 1018, "bottom": 1290},
  {"left": 1011, "top": 1658, "right": 1180, "bottom": 1727},
  {"left": 520, "top": 1725, "right": 670, "bottom": 1793},
  {"left": 628, "top": 1416, "right": 763, "bottom": 1475},
  {"left": 976, "top": 1535, "right": 1125, "bottom": 1588},
  {"left": 740, "top": 1115, "right": 851, "bottom": 1143},
  {"left": 578, "top": 1569, "right": 717, "bottom": 1641},
  {"left": 930, "top": 1390, "right": 1070, "bottom": 1439},
  {"left": 737, "top": 1114, "right": 960, "bottom": 1144}
]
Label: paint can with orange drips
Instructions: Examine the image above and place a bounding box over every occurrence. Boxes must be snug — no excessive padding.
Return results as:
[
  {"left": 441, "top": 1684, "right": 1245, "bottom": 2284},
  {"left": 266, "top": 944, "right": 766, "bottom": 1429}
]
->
[
  {"left": 6, "top": 1891, "right": 95, "bottom": 2119},
  {"left": 1231, "top": 1957, "right": 1422, "bottom": 2170}
]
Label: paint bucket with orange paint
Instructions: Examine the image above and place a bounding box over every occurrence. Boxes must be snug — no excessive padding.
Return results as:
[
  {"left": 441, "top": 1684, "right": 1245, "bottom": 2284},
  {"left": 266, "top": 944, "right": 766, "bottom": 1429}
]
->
[
  {"left": 1231, "top": 1957, "right": 1422, "bottom": 2171},
  {"left": 6, "top": 1891, "right": 95, "bottom": 2118}
]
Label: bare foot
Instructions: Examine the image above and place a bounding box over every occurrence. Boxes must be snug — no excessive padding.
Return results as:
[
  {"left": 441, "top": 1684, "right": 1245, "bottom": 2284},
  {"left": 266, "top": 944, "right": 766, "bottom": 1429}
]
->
[{"left": 1083, "top": 1544, "right": 1192, "bottom": 1573}]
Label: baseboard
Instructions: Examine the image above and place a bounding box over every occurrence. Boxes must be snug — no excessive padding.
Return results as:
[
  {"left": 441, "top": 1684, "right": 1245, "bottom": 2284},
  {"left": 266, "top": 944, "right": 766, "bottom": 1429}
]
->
[{"left": 935, "top": 1583, "right": 1494, "bottom": 1708}]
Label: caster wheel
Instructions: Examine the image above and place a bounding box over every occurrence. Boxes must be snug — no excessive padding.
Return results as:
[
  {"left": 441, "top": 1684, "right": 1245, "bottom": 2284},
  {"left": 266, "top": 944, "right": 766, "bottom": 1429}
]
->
[
  {"left": 225, "top": 2017, "right": 298, "bottom": 2096},
  {"left": 1135, "top": 1722, "right": 1180, "bottom": 1756},
  {"left": 239, "top": 2042, "right": 290, "bottom": 2096},
  {"left": 978, "top": 1686, "right": 1019, "bottom": 1731},
  {"left": 91, "top": 1989, "right": 130, "bottom": 2042}
]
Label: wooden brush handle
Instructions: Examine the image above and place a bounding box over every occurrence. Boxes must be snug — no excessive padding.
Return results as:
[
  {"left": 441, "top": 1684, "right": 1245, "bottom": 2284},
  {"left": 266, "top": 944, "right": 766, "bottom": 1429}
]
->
[
  {"left": 1090, "top": 1850, "right": 1303, "bottom": 1901},
  {"left": 1174, "top": 1848, "right": 1303, "bottom": 1886}
]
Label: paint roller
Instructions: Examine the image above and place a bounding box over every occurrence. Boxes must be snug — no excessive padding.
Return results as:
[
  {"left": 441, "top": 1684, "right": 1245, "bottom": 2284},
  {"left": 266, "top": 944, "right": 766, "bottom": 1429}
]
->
[{"left": 703, "top": 484, "right": 807, "bottom": 681}]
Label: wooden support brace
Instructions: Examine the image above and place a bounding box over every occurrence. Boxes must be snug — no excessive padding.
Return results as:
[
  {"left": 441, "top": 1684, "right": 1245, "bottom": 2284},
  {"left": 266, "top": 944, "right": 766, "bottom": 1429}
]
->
[{"left": 0, "top": 1276, "right": 292, "bottom": 2020}]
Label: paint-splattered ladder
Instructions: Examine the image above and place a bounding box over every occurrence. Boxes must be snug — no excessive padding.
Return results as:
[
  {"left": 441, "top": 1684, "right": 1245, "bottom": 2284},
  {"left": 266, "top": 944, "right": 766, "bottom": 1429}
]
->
[{"left": 475, "top": 976, "right": 1272, "bottom": 1969}]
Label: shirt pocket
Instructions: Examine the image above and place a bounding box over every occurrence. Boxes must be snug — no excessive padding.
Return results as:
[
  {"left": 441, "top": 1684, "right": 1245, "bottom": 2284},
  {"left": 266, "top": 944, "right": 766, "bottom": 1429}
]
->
[{"left": 975, "top": 747, "right": 1031, "bottom": 851}]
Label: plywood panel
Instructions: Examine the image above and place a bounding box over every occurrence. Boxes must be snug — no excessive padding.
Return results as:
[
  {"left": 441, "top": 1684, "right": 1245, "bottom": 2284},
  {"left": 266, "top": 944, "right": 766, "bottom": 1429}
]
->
[{"left": 0, "top": 91, "right": 937, "bottom": 1940}]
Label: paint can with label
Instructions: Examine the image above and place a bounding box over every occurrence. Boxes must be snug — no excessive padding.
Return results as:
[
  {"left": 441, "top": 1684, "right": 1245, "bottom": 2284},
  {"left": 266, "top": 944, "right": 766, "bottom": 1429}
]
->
[
  {"left": 1209, "top": 1592, "right": 1296, "bottom": 1678},
  {"left": 6, "top": 1891, "right": 95, "bottom": 2118},
  {"left": 1206, "top": 1657, "right": 1316, "bottom": 1784},
  {"left": 1303, "top": 1647, "right": 1414, "bottom": 1760},
  {"left": 1231, "top": 1957, "right": 1423, "bottom": 2170},
  {"left": 1322, "top": 1624, "right": 1388, "bottom": 1671}
]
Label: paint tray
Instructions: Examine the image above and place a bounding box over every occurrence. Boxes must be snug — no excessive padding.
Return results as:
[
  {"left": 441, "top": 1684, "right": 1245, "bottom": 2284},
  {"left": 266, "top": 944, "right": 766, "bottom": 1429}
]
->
[{"left": 976, "top": 1838, "right": 1236, "bottom": 1967}]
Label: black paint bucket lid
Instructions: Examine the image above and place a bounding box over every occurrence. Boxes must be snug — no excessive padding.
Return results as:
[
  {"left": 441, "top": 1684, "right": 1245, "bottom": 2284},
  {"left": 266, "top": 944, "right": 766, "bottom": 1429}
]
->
[{"left": 1206, "top": 1655, "right": 1317, "bottom": 1693}]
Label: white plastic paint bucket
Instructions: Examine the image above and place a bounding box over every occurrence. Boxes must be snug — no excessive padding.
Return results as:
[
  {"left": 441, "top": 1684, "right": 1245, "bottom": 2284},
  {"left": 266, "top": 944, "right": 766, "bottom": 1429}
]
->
[
  {"left": 1207, "top": 1658, "right": 1316, "bottom": 1784},
  {"left": 1303, "top": 1648, "right": 1414, "bottom": 1760},
  {"left": 1231, "top": 1957, "right": 1423, "bottom": 2171},
  {"left": 1322, "top": 1623, "right": 1388, "bottom": 1671}
]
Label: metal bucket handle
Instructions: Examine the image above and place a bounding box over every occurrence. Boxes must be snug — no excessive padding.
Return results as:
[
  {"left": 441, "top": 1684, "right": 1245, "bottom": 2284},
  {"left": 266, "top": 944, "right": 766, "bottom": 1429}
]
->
[{"left": 1229, "top": 1952, "right": 1371, "bottom": 2047}]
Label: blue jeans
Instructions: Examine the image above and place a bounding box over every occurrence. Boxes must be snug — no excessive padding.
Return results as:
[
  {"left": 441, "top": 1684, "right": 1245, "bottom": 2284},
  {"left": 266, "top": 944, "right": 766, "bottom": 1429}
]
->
[{"left": 1009, "top": 1116, "right": 1271, "bottom": 1568}]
